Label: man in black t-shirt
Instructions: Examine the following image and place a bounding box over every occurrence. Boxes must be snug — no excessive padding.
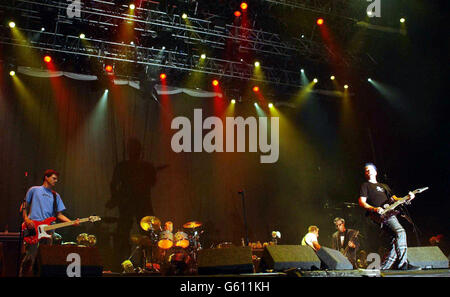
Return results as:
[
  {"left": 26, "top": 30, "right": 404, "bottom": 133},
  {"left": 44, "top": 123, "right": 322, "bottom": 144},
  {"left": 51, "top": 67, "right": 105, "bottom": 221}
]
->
[{"left": 358, "top": 163, "right": 420, "bottom": 270}]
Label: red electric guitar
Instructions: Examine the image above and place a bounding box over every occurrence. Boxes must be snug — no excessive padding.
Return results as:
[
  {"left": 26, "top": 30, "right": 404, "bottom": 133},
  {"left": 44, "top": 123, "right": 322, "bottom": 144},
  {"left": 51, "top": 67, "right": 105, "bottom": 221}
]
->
[{"left": 22, "top": 216, "right": 101, "bottom": 244}]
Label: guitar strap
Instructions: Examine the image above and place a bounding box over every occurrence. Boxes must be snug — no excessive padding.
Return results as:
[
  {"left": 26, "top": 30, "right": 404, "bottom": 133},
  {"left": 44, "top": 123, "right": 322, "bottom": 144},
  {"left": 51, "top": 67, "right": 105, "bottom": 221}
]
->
[
  {"left": 380, "top": 183, "right": 393, "bottom": 200},
  {"left": 51, "top": 190, "right": 58, "bottom": 217}
]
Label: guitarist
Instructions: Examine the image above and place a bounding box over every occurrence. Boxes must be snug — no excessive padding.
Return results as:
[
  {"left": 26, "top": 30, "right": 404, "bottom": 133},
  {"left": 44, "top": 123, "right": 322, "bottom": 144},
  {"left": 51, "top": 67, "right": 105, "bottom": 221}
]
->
[
  {"left": 358, "top": 163, "right": 420, "bottom": 271},
  {"left": 19, "top": 169, "right": 79, "bottom": 276},
  {"left": 331, "top": 217, "right": 359, "bottom": 268}
]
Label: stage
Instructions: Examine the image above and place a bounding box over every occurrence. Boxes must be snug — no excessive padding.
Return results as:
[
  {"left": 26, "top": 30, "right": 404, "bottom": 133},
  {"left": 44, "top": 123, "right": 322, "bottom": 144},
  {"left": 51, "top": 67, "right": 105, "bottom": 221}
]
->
[{"left": 101, "top": 268, "right": 450, "bottom": 278}]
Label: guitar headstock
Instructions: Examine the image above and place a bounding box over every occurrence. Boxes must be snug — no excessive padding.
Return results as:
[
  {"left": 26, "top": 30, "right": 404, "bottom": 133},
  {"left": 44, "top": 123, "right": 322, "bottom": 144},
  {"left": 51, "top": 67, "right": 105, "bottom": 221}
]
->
[
  {"left": 89, "top": 216, "right": 102, "bottom": 223},
  {"left": 414, "top": 187, "right": 429, "bottom": 194}
]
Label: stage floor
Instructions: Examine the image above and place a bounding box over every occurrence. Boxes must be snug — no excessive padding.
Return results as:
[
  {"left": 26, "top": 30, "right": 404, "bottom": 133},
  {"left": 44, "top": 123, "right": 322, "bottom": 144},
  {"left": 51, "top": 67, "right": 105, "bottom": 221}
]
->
[{"left": 102, "top": 268, "right": 450, "bottom": 277}]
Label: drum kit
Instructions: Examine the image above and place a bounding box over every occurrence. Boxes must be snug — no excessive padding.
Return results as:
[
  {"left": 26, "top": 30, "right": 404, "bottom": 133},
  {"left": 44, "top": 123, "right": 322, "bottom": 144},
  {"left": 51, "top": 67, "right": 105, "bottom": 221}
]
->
[{"left": 128, "top": 215, "right": 204, "bottom": 274}]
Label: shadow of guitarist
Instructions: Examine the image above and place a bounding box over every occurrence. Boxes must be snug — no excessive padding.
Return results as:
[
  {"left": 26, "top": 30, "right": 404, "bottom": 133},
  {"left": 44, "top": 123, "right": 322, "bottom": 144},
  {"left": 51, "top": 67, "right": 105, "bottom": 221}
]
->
[{"left": 106, "top": 137, "right": 168, "bottom": 272}]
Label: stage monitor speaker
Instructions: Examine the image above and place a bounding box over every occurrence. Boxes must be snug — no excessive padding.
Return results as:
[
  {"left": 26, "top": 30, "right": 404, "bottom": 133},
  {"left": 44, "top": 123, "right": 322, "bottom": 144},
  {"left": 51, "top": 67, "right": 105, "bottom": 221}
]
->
[
  {"left": 0, "top": 243, "right": 4, "bottom": 276},
  {"left": 260, "top": 245, "right": 321, "bottom": 271},
  {"left": 197, "top": 247, "right": 254, "bottom": 275},
  {"left": 36, "top": 245, "right": 103, "bottom": 277},
  {"left": 0, "top": 232, "right": 21, "bottom": 277},
  {"left": 316, "top": 246, "right": 353, "bottom": 270},
  {"left": 407, "top": 246, "right": 449, "bottom": 269}
]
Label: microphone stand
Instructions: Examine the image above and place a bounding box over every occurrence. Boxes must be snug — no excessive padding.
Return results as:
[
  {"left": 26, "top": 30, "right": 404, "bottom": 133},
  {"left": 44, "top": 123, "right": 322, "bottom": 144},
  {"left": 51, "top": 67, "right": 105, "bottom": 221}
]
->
[
  {"left": 400, "top": 205, "right": 421, "bottom": 246},
  {"left": 238, "top": 190, "right": 249, "bottom": 246}
]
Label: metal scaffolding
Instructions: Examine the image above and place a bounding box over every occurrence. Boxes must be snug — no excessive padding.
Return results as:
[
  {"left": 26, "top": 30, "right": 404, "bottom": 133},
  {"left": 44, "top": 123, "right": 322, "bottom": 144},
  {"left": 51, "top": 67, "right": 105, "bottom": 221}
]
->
[{"left": 0, "top": 0, "right": 364, "bottom": 86}]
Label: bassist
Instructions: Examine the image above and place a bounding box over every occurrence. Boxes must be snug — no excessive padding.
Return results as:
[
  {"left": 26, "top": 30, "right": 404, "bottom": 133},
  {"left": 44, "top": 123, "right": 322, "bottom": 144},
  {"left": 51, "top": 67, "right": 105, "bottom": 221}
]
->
[
  {"left": 19, "top": 169, "right": 79, "bottom": 276},
  {"left": 358, "top": 163, "right": 420, "bottom": 271}
]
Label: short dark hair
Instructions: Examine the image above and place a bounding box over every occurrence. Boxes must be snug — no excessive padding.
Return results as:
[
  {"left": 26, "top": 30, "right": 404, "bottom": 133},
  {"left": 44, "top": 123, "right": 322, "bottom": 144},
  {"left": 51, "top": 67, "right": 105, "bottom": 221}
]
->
[{"left": 43, "top": 169, "right": 59, "bottom": 181}]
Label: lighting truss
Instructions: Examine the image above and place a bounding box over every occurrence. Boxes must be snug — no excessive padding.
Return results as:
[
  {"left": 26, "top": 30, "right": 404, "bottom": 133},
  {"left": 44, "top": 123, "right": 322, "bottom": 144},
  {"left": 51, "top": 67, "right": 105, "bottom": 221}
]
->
[{"left": 0, "top": 0, "right": 363, "bottom": 86}]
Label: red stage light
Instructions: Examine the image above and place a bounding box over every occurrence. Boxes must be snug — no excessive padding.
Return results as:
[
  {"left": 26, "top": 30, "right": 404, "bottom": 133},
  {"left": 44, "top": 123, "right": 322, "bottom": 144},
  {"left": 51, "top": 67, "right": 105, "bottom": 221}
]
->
[
  {"left": 234, "top": 11, "right": 241, "bottom": 17},
  {"left": 240, "top": 2, "right": 248, "bottom": 10},
  {"left": 253, "top": 86, "right": 259, "bottom": 92},
  {"left": 317, "top": 18, "right": 324, "bottom": 26},
  {"left": 105, "top": 65, "right": 113, "bottom": 72},
  {"left": 44, "top": 55, "right": 52, "bottom": 63},
  {"left": 212, "top": 79, "right": 219, "bottom": 86},
  {"left": 160, "top": 73, "right": 166, "bottom": 80}
]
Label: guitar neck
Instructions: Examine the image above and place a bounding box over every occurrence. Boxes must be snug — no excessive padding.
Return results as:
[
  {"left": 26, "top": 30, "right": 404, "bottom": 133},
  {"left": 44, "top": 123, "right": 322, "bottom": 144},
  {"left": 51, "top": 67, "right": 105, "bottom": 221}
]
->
[{"left": 44, "top": 218, "right": 90, "bottom": 231}]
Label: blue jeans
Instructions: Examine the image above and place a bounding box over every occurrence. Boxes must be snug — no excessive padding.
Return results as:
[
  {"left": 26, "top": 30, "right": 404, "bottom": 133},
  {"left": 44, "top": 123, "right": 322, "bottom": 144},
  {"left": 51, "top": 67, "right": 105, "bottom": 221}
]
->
[{"left": 380, "top": 216, "right": 408, "bottom": 270}]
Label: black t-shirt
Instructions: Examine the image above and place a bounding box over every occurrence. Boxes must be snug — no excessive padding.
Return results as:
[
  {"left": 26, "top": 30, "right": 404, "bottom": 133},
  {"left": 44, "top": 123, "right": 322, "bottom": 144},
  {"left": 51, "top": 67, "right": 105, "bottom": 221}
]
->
[{"left": 359, "top": 182, "right": 392, "bottom": 207}]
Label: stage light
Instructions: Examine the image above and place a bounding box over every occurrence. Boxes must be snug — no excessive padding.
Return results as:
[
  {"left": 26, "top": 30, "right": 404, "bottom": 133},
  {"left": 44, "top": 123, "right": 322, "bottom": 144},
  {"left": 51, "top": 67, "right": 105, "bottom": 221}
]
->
[
  {"left": 44, "top": 55, "right": 52, "bottom": 63},
  {"left": 129, "top": 4, "right": 135, "bottom": 10},
  {"left": 212, "top": 79, "right": 219, "bottom": 86},
  {"left": 344, "top": 84, "right": 349, "bottom": 89},
  {"left": 231, "top": 99, "right": 236, "bottom": 104},
  {"left": 9, "top": 21, "right": 16, "bottom": 28},
  {"left": 240, "top": 2, "right": 248, "bottom": 10},
  {"left": 367, "top": 11, "right": 373, "bottom": 17},
  {"left": 254, "top": 61, "right": 260, "bottom": 67},
  {"left": 301, "top": 69, "right": 304, "bottom": 73},
  {"left": 317, "top": 18, "right": 324, "bottom": 26},
  {"left": 200, "top": 53, "right": 206, "bottom": 59},
  {"left": 160, "top": 73, "right": 167, "bottom": 80},
  {"left": 105, "top": 65, "right": 113, "bottom": 73},
  {"left": 79, "top": 33, "right": 86, "bottom": 39},
  {"left": 253, "top": 86, "right": 259, "bottom": 92},
  {"left": 254, "top": 102, "right": 258, "bottom": 107},
  {"left": 313, "top": 78, "right": 318, "bottom": 83},
  {"left": 368, "top": 78, "right": 372, "bottom": 82},
  {"left": 400, "top": 18, "right": 406, "bottom": 23},
  {"left": 182, "top": 13, "right": 188, "bottom": 19},
  {"left": 330, "top": 75, "right": 335, "bottom": 80},
  {"left": 268, "top": 103, "right": 273, "bottom": 108},
  {"left": 105, "top": 89, "right": 109, "bottom": 93},
  {"left": 41, "top": 27, "right": 45, "bottom": 32},
  {"left": 9, "top": 71, "right": 15, "bottom": 76},
  {"left": 234, "top": 11, "right": 241, "bottom": 17},
  {"left": 301, "top": 34, "right": 305, "bottom": 38},
  {"left": 162, "top": 46, "right": 166, "bottom": 50}
]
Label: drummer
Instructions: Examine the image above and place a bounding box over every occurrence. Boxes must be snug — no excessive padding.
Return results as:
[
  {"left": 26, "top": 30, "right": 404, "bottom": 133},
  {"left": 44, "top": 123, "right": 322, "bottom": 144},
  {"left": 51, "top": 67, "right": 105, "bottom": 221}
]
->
[{"left": 164, "top": 221, "right": 173, "bottom": 232}]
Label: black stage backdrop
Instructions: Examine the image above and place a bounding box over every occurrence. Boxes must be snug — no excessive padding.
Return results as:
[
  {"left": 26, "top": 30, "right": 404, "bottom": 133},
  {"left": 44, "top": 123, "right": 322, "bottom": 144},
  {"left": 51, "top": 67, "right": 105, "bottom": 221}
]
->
[{"left": 0, "top": 71, "right": 448, "bottom": 269}]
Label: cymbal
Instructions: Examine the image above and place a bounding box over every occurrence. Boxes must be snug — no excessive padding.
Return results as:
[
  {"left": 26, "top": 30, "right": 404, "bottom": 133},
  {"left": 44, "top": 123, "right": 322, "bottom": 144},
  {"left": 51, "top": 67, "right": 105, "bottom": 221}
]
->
[
  {"left": 130, "top": 234, "right": 152, "bottom": 247},
  {"left": 140, "top": 216, "right": 161, "bottom": 231},
  {"left": 183, "top": 221, "right": 202, "bottom": 229}
]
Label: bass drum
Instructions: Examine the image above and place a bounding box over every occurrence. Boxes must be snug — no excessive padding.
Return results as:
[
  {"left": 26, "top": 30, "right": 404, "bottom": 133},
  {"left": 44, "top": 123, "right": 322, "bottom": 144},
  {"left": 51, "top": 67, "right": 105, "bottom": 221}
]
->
[
  {"left": 158, "top": 231, "right": 174, "bottom": 250},
  {"left": 174, "top": 231, "right": 189, "bottom": 248}
]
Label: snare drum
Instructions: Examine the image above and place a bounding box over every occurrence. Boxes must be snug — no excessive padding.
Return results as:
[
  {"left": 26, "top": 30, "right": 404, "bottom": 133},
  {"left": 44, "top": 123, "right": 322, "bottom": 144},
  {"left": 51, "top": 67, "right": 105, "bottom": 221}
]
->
[
  {"left": 174, "top": 231, "right": 189, "bottom": 248},
  {"left": 158, "top": 231, "right": 174, "bottom": 249}
]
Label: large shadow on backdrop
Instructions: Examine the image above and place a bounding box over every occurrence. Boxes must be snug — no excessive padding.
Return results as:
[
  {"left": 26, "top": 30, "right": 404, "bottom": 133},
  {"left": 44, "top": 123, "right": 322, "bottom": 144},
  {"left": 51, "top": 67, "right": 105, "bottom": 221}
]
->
[{"left": 106, "top": 137, "right": 168, "bottom": 268}]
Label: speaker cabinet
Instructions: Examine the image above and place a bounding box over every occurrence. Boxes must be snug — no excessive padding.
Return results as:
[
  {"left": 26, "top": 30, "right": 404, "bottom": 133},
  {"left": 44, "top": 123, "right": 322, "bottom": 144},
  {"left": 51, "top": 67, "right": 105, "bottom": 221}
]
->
[
  {"left": 260, "top": 245, "right": 321, "bottom": 271},
  {"left": 197, "top": 247, "right": 254, "bottom": 275},
  {"left": 316, "top": 246, "right": 353, "bottom": 270},
  {"left": 0, "top": 232, "right": 21, "bottom": 277},
  {"left": 36, "top": 245, "right": 103, "bottom": 277},
  {"left": 407, "top": 246, "right": 449, "bottom": 269}
]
